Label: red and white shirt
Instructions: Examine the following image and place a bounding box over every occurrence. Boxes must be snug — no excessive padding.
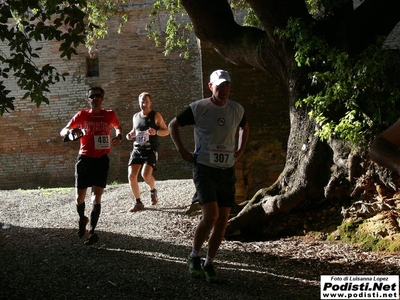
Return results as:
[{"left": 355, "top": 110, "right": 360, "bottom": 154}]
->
[{"left": 66, "top": 109, "right": 121, "bottom": 158}]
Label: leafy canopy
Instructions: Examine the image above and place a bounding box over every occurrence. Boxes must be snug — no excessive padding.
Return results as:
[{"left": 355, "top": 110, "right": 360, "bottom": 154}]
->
[
  {"left": 146, "top": 0, "right": 193, "bottom": 58},
  {"left": 0, "top": 0, "right": 87, "bottom": 114},
  {"left": 0, "top": 0, "right": 128, "bottom": 115},
  {"left": 275, "top": 18, "right": 400, "bottom": 146}
]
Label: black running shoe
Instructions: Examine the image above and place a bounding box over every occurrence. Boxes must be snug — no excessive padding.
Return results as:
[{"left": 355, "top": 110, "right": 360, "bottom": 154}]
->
[
  {"left": 151, "top": 189, "right": 158, "bottom": 205},
  {"left": 202, "top": 262, "right": 220, "bottom": 283},
  {"left": 84, "top": 233, "right": 99, "bottom": 245},
  {"left": 78, "top": 216, "right": 89, "bottom": 238},
  {"left": 188, "top": 255, "right": 203, "bottom": 278}
]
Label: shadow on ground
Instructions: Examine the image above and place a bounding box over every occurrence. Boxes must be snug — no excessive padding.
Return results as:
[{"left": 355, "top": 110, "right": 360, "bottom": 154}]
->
[
  {"left": 0, "top": 225, "right": 321, "bottom": 300},
  {"left": 2, "top": 224, "right": 399, "bottom": 300}
]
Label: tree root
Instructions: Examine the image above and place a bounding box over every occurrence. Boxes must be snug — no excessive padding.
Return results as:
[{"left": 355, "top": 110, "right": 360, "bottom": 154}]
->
[{"left": 226, "top": 187, "right": 307, "bottom": 238}]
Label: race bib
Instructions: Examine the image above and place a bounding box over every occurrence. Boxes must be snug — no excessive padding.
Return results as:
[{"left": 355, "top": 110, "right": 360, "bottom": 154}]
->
[
  {"left": 135, "top": 131, "right": 150, "bottom": 146},
  {"left": 94, "top": 135, "right": 110, "bottom": 149},
  {"left": 209, "top": 144, "right": 235, "bottom": 167}
]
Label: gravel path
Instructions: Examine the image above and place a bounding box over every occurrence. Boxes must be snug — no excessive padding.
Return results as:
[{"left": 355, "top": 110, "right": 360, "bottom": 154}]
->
[{"left": 1, "top": 180, "right": 399, "bottom": 299}]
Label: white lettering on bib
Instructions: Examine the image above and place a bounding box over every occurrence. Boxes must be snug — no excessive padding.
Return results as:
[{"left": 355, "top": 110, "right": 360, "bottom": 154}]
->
[
  {"left": 209, "top": 144, "right": 235, "bottom": 167},
  {"left": 94, "top": 135, "right": 110, "bottom": 149},
  {"left": 135, "top": 131, "right": 150, "bottom": 146}
]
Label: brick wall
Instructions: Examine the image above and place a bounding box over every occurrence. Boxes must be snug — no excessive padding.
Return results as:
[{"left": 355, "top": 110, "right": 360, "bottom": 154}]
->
[
  {"left": 0, "top": 3, "right": 201, "bottom": 190},
  {"left": 0, "top": 3, "right": 290, "bottom": 202}
]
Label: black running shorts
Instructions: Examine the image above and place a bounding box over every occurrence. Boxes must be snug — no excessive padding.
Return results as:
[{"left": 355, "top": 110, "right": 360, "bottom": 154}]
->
[
  {"left": 75, "top": 154, "right": 109, "bottom": 189},
  {"left": 193, "top": 162, "right": 236, "bottom": 208},
  {"left": 128, "top": 149, "right": 158, "bottom": 170}
]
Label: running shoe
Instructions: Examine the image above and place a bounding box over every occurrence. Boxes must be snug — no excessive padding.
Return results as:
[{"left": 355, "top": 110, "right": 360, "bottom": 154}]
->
[
  {"left": 202, "top": 262, "right": 220, "bottom": 283},
  {"left": 187, "top": 255, "right": 203, "bottom": 279},
  {"left": 78, "top": 216, "right": 89, "bottom": 238},
  {"left": 84, "top": 232, "right": 99, "bottom": 245},
  {"left": 151, "top": 189, "right": 158, "bottom": 205},
  {"left": 129, "top": 202, "right": 144, "bottom": 212}
]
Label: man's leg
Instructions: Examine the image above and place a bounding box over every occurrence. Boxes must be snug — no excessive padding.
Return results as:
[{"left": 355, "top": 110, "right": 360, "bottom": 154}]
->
[
  {"left": 141, "top": 164, "right": 158, "bottom": 205},
  {"left": 193, "top": 202, "right": 219, "bottom": 253},
  {"left": 128, "top": 164, "right": 145, "bottom": 211},
  {"left": 188, "top": 202, "right": 218, "bottom": 279},
  {"left": 206, "top": 206, "right": 231, "bottom": 259},
  {"left": 88, "top": 185, "right": 103, "bottom": 233},
  {"left": 141, "top": 164, "right": 155, "bottom": 190},
  {"left": 76, "top": 188, "right": 88, "bottom": 238},
  {"left": 202, "top": 205, "right": 230, "bottom": 283},
  {"left": 84, "top": 186, "right": 103, "bottom": 245},
  {"left": 76, "top": 188, "right": 87, "bottom": 215},
  {"left": 128, "top": 164, "right": 142, "bottom": 199}
]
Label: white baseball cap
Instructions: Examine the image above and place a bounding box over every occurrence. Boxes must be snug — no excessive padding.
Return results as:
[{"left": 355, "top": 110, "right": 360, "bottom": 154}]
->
[{"left": 210, "top": 69, "right": 231, "bottom": 86}]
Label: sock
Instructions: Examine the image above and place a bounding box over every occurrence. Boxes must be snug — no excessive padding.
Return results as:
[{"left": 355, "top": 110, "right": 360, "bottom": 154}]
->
[
  {"left": 89, "top": 203, "right": 101, "bottom": 233},
  {"left": 136, "top": 198, "right": 142, "bottom": 203},
  {"left": 204, "top": 255, "right": 214, "bottom": 266},
  {"left": 190, "top": 249, "right": 200, "bottom": 258},
  {"left": 76, "top": 203, "right": 85, "bottom": 219}
]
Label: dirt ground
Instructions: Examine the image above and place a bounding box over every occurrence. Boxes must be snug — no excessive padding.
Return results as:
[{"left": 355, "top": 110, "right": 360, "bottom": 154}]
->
[{"left": 1, "top": 179, "right": 399, "bottom": 300}]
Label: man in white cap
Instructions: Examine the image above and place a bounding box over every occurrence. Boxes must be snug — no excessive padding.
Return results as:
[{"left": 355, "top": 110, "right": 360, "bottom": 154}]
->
[{"left": 169, "top": 69, "right": 250, "bottom": 283}]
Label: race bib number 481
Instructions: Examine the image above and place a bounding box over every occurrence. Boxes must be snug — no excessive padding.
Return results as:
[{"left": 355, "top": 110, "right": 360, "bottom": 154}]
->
[{"left": 94, "top": 135, "right": 110, "bottom": 149}]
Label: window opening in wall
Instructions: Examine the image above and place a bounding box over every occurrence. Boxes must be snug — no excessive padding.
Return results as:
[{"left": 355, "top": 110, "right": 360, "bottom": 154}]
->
[{"left": 86, "top": 56, "right": 99, "bottom": 77}]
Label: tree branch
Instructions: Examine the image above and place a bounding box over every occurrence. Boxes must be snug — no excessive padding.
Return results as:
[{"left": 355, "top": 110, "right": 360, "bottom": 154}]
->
[{"left": 181, "top": 0, "right": 303, "bottom": 82}]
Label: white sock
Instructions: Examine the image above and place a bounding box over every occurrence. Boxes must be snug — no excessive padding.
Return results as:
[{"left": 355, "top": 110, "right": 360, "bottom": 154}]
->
[
  {"left": 204, "top": 255, "right": 214, "bottom": 266},
  {"left": 190, "top": 249, "right": 199, "bottom": 257}
]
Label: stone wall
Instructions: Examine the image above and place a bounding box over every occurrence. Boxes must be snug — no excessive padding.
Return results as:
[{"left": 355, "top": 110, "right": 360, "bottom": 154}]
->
[{"left": 0, "top": 3, "right": 290, "bottom": 202}]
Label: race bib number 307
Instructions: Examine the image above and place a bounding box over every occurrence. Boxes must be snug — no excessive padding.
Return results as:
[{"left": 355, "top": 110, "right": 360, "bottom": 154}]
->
[
  {"left": 209, "top": 144, "right": 235, "bottom": 167},
  {"left": 94, "top": 135, "right": 110, "bottom": 149}
]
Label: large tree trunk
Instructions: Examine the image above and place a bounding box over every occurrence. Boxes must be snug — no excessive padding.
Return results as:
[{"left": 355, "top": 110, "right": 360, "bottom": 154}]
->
[
  {"left": 181, "top": 0, "right": 400, "bottom": 239},
  {"left": 226, "top": 91, "right": 360, "bottom": 238}
]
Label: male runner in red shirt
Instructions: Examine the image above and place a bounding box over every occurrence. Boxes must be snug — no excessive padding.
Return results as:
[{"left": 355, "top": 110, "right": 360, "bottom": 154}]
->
[{"left": 60, "top": 86, "right": 122, "bottom": 245}]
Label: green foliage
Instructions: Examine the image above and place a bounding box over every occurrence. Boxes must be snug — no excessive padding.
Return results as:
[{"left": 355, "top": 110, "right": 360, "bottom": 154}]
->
[
  {"left": 0, "top": 0, "right": 129, "bottom": 115},
  {"left": 359, "top": 235, "right": 380, "bottom": 251},
  {"left": 83, "top": 0, "right": 129, "bottom": 55},
  {"left": 146, "top": 0, "right": 261, "bottom": 58},
  {"left": 275, "top": 18, "right": 400, "bottom": 147},
  {"left": 230, "top": 0, "right": 262, "bottom": 28},
  {"left": 328, "top": 220, "right": 375, "bottom": 249},
  {"left": 387, "top": 237, "right": 400, "bottom": 251},
  {"left": 146, "top": 0, "right": 193, "bottom": 59},
  {"left": 109, "top": 181, "right": 124, "bottom": 185},
  {"left": 328, "top": 220, "right": 400, "bottom": 252},
  {"left": 305, "top": 0, "right": 352, "bottom": 20},
  {"left": 0, "top": 0, "right": 87, "bottom": 114},
  {"left": 374, "top": 238, "right": 392, "bottom": 251}
]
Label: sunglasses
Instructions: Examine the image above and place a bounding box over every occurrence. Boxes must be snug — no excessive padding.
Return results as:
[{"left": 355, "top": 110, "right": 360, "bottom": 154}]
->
[{"left": 88, "top": 94, "right": 103, "bottom": 99}]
